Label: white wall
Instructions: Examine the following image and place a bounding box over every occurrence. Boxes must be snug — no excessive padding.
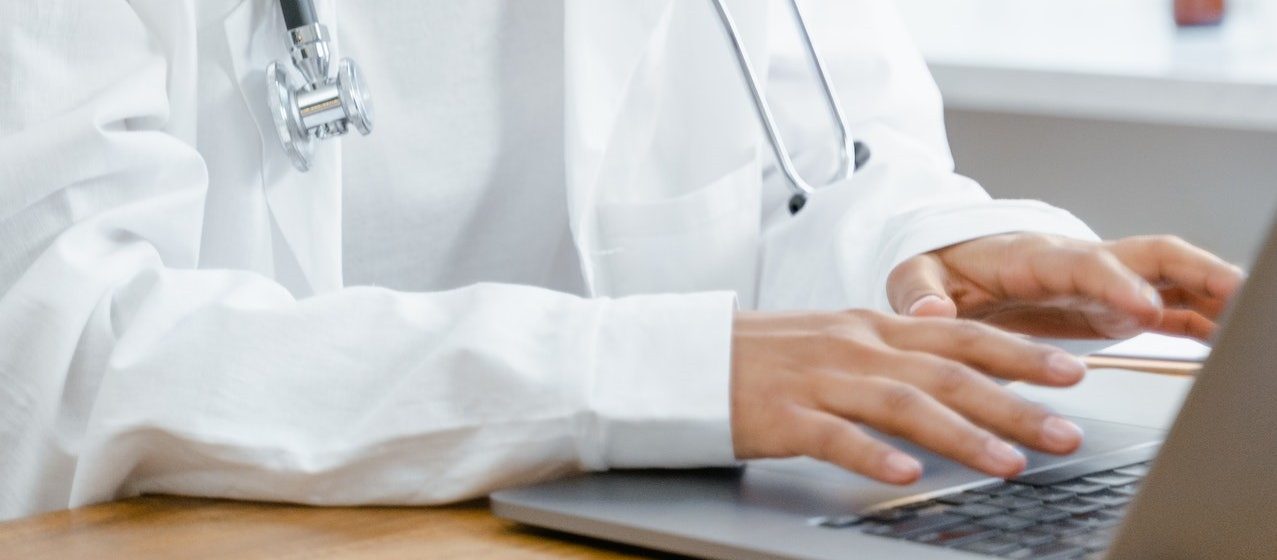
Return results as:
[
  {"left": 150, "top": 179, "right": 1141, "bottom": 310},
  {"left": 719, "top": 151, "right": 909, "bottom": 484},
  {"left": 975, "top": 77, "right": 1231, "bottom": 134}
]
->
[{"left": 946, "top": 109, "right": 1277, "bottom": 267}]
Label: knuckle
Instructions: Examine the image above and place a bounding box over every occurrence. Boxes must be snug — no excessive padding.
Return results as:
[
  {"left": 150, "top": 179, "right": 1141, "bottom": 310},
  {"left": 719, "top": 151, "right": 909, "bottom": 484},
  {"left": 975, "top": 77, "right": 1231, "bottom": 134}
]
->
[
  {"left": 888, "top": 257, "right": 923, "bottom": 281},
  {"left": 856, "top": 309, "right": 900, "bottom": 335},
  {"left": 969, "top": 433, "right": 1003, "bottom": 462},
  {"left": 860, "top": 308, "right": 895, "bottom": 326},
  {"left": 881, "top": 382, "right": 924, "bottom": 412},
  {"left": 812, "top": 328, "right": 847, "bottom": 351},
  {"left": 951, "top": 319, "right": 988, "bottom": 344},
  {"left": 1077, "top": 248, "right": 1127, "bottom": 277},
  {"left": 811, "top": 422, "right": 845, "bottom": 462},
  {"left": 820, "top": 325, "right": 877, "bottom": 358},
  {"left": 1011, "top": 232, "right": 1062, "bottom": 253},
  {"left": 1077, "top": 247, "right": 1112, "bottom": 268},
  {"left": 840, "top": 308, "right": 883, "bottom": 329},
  {"left": 932, "top": 361, "right": 974, "bottom": 395},
  {"left": 1142, "top": 234, "right": 1185, "bottom": 252},
  {"left": 1007, "top": 399, "right": 1047, "bottom": 429}
]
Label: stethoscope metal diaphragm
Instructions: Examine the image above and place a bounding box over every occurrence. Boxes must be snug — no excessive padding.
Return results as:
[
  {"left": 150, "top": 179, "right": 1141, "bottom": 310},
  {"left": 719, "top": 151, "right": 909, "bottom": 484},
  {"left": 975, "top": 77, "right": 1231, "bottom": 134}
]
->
[{"left": 268, "top": 1, "right": 373, "bottom": 172}]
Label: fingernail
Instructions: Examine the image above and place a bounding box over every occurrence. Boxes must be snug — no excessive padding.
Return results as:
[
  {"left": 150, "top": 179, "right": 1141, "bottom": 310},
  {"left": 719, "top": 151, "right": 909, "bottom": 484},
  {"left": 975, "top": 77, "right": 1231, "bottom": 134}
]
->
[
  {"left": 908, "top": 295, "right": 944, "bottom": 316},
  {"left": 1107, "top": 316, "right": 1143, "bottom": 338},
  {"left": 1142, "top": 284, "right": 1163, "bottom": 308},
  {"left": 984, "top": 439, "right": 1026, "bottom": 472},
  {"left": 1041, "top": 417, "right": 1084, "bottom": 449},
  {"left": 884, "top": 451, "right": 922, "bottom": 480},
  {"left": 1047, "top": 352, "right": 1086, "bottom": 381}
]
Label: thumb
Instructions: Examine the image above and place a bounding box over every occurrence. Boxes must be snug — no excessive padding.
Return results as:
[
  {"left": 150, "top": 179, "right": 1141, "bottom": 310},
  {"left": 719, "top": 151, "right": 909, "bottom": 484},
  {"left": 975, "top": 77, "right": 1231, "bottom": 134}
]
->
[{"left": 887, "top": 256, "right": 958, "bottom": 318}]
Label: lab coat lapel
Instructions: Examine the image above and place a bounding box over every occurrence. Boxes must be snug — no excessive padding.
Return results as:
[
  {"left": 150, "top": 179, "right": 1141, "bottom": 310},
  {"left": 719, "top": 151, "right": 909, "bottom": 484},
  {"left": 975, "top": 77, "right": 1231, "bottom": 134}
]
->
[
  {"left": 221, "top": 0, "right": 344, "bottom": 296},
  {"left": 563, "top": 0, "right": 678, "bottom": 295},
  {"left": 564, "top": 0, "right": 765, "bottom": 303}
]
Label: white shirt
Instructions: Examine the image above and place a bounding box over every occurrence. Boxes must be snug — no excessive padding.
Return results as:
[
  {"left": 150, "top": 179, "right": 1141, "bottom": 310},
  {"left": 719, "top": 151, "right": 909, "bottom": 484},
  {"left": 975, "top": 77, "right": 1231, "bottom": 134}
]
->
[
  {"left": 341, "top": 1, "right": 586, "bottom": 296},
  {"left": 0, "top": 0, "right": 1094, "bottom": 521}
]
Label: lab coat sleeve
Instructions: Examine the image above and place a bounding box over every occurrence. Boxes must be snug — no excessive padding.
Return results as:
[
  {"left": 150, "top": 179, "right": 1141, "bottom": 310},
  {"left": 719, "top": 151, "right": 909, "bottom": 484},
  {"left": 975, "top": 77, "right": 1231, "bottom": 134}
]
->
[
  {"left": 0, "top": 0, "right": 736, "bottom": 520},
  {"left": 755, "top": 0, "right": 1098, "bottom": 312}
]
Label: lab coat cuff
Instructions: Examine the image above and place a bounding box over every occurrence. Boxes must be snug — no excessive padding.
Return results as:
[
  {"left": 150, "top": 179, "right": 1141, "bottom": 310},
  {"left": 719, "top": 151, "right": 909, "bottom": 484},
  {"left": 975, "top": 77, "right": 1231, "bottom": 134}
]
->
[
  {"left": 872, "top": 200, "right": 1099, "bottom": 313},
  {"left": 584, "top": 291, "right": 739, "bottom": 470}
]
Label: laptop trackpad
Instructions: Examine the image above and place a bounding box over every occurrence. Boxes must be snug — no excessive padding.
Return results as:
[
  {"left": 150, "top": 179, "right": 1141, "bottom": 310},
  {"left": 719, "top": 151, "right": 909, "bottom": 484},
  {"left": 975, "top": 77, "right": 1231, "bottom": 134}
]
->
[{"left": 741, "top": 416, "right": 1164, "bottom": 516}]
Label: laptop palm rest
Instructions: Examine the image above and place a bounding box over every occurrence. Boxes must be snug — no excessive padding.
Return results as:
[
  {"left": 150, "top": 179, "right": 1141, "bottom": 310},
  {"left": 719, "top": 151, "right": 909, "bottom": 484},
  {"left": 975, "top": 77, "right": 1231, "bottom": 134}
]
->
[{"left": 492, "top": 416, "right": 1161, "bottom": 560}]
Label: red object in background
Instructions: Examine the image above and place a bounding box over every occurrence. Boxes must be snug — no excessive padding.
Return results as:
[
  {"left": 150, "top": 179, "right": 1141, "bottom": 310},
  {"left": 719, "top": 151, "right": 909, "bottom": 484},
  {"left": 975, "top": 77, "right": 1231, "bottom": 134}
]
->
[{"left": 1175, "top": 0, "right": 1226, "bottom": 26}]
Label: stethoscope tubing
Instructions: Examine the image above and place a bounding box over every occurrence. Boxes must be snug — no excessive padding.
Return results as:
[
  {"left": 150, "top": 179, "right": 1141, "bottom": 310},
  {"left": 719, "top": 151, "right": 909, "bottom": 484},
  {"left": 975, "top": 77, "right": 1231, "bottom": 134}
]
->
[{"left": 710, "top": 0, "right": 866, "bottom": 213}]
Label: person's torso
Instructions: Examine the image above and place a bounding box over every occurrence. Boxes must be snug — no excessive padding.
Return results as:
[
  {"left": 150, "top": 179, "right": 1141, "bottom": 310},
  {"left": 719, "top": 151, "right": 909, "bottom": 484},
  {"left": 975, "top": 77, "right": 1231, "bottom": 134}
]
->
[
  {"left": 192, "top": 0, "right": 778, "bottom": 301},
  {"left": 338, "top": 0, "right": 586, "bottom": 295}
]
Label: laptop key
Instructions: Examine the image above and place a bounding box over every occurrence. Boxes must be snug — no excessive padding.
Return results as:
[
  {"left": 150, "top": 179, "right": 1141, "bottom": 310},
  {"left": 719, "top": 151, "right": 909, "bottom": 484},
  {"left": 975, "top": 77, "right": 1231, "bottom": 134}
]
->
[
  {"left": 863, "top": 513, "right": 967, "bottom": 539},
  {"left": 1053, "top": 480, "right": 1108, "bottom": 495},
  {"left": 863, "top": 508, "right": 916, "bottom": 523},
  {"left": 1038, "top": 519, "right": 1092, "bottom": 537},
  {"left": 1071, "top": 510, "right": 1121, "bottom": 529},
  {"left": 910, "top": 503, "right": 956, "bottom": 518},
  {"left": 1012, "top": 506, "right": 1071, "bottom": 523},
  {"left": 984, "top": 495, "right": 1042, "bottom": 510},
  {"left": 1113, "top": 463, "right": 1151, "bottom": 477},
  {"left": 1082, "top": 473, "right": 1140, "bottom": 486},
  {"left": 1078, "top": 489, "right": 1131, "bottom": 507},
  {"left": 1004, "top": 541, "right": 1087, "bottom": 559},
  {"left": 1014, "top": 447, "right": 1158, "bottom": 486},
  {"left": 1020, "top": 487, "right": 1076, "bottom": 503},
  {"left": 815, "top": 514, "right": 862, "bottom": 528},
  {"left": 1109, "top": 482, "right": 1140, "bottom": 496},
  {"left": 976, "top": 514, "right": 1036, "bottom": 531},
  {"left": 950, "top": 503, "right": 1008, "bottom": 518},
  {"left": 909, "top": 523, "right": 1000, "bottom": 547},
  {"left": 956, "top": 534, "right": 1023, "bottom": 555},
  {"left": 1048, "top": 498, "right": 1104, "bottom": 515},
  {"left": 1062, "top": 533, "right": 1115, "bottom": 552},
  {"left": 936, "top": 492, "right": 990, "bottom": 506},
  {"left": 971, "top": 482, "right": 1031, "bottom": 496},
  {"left": 1018, "top": 529, "right": 1057, "bottom": 546}
]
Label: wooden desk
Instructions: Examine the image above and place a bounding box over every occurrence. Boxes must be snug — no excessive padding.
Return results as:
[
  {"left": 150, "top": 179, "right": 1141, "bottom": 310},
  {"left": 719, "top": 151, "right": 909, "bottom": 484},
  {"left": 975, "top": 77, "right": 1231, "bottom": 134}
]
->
[
  {"left": 0, "top": 497, "right": 671, "bottom": 560},
  {"left": 0, "top": 360, "right": 1193, "bottom": 559}
]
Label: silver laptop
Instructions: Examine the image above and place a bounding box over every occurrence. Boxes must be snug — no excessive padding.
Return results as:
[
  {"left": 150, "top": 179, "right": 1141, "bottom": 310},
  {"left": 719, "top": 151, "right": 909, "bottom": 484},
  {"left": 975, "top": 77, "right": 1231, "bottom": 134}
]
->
[{"left": 492, "top": 218, "right": 1277, "bottom": 559}]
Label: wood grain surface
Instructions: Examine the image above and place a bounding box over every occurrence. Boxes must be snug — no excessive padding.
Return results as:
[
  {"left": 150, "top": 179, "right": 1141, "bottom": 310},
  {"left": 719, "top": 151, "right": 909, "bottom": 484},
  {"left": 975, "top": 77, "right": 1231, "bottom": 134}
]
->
[{"left": 0, "top": 496, "right": 680, "bottom": 560}]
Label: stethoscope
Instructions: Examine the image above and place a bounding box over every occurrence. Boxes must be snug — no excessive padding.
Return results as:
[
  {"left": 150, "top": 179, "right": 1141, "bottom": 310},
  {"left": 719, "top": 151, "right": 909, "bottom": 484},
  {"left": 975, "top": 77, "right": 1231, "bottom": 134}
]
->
[
  {"left": 267, "top": 0, "right": 867, "bottom": 214},
  {"left": 267, "top": 0, "right": 373, "bottom": 173}
]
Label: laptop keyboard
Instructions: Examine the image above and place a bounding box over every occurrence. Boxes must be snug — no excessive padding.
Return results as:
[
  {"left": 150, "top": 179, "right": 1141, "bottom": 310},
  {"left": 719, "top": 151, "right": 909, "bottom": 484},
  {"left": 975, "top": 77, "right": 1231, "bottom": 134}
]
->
[{"left": 816, "top": 460, "right": 1152, "bottom": 559}]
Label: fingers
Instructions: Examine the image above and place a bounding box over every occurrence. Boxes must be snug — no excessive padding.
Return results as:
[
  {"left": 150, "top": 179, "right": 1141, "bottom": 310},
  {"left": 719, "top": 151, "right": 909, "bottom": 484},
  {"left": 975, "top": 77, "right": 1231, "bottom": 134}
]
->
[
  {"left": 1160, "top": 286, "right": 1228, "bottom": 320},
  {"left": 793, "top": 408, "right": 922, "bottom": 485},
  {"left": 1111, "top": 236, "right": 1245, "bottom": 302},
  {"left": 875, "top": 350, "right": 1083, "bottom": 455},
  {"left": 878, "top": 316, "right": 1087, "bottom": 386},
  {"left": 816, "top": 376, "right": 1028, "bottom": 478},
  {"left": 1155, "top": 309, "right": 1216, "bottom": 341},
  {"left": 1024, "top": 247, "right": 1162, "bottom": 338},
  {"left": 887, "top": 255, "right": 959, "bottom": 318},
  {"left": 980, "top": 306, "right": 1109, "bottom": 340}
]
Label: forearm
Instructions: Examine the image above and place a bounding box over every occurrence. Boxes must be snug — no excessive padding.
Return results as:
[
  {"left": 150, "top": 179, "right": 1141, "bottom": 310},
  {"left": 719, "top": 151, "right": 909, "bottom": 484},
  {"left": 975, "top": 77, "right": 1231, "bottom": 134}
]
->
[{"left": 4, "top": 229, "right": 738, "bottom": 515}]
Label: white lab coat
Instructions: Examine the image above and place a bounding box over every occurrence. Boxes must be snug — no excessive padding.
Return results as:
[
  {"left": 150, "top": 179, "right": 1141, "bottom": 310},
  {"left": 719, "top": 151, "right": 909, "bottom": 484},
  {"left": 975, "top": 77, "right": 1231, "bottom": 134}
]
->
[{"left": 0, "top": 0, "right": 1094, "bottom": 520}]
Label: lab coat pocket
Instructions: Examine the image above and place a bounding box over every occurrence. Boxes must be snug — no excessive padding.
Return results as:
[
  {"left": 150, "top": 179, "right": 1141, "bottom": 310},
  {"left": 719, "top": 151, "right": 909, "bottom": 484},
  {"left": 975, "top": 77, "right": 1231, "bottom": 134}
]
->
[{"left": 590, "top": 161, "right": 761, "bottom": 304}]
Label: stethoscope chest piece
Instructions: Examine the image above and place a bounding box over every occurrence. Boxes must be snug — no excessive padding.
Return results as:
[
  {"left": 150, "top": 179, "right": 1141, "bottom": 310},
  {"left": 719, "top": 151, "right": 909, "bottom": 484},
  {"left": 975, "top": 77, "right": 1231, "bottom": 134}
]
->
[{"left": 268, "top": 3, "right": 374, "bottom": 172}]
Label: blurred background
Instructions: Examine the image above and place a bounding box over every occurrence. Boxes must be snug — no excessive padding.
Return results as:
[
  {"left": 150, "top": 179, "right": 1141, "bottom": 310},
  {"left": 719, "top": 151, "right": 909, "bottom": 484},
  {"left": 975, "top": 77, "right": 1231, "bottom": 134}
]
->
[{"left": 896, "top": 0, "right": 1277, "bottom": 266}]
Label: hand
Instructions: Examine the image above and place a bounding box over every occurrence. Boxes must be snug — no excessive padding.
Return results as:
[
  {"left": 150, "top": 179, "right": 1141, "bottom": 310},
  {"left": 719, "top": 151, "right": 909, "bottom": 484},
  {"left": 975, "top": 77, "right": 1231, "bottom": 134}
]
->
[
  {"left": 888, "top": 234, "right": 1245, "bottom": 341},
  {"left": 730, "top": 310, "right": 1087, "bottom": 484}
]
